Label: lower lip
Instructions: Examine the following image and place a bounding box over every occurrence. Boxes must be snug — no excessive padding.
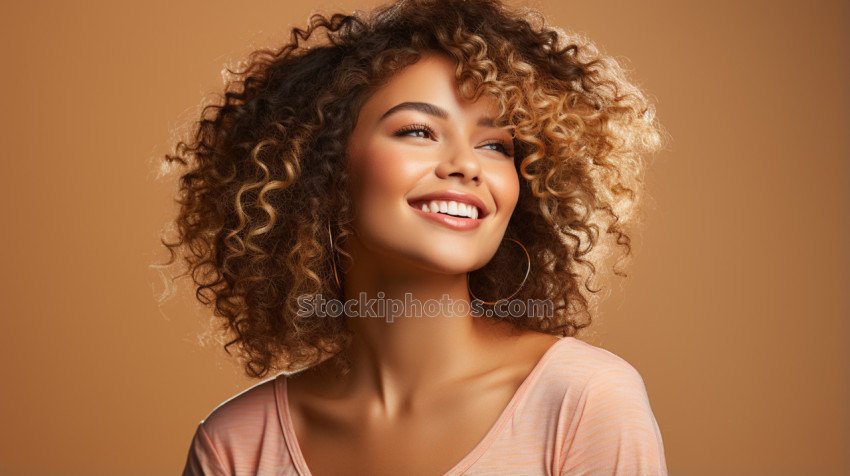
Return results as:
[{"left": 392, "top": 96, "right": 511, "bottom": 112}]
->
[{"left": 409, "top": 205, "right": 483, "bottom": 231}]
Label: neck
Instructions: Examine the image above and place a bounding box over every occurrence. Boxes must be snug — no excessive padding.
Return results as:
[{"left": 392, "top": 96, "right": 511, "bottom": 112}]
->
[{"left": 328, "top": 237, "right": 523, "bottom": 418}]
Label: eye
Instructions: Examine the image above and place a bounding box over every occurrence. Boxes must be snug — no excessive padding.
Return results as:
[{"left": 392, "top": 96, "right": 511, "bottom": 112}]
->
[
  {"left": 480, "top": 140, "right": 514, "bottom": 157},
  {"left": 393, "top": 123, "right": 437, "bottom": 140}
]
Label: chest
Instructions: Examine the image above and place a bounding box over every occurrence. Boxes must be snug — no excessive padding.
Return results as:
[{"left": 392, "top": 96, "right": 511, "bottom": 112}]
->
[{"left": 290, "top": 383, "right": 520, "bottom": 476}]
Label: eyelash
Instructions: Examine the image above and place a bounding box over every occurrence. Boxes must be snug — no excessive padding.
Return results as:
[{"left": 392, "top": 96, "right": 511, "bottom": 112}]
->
[
  {"left": 394, "top": 123, "right": 436, "bottom": 139},
  {"left": 481, "top": 140, "right": 513, "bottom": 157},
  {"left": 392, "top": 124, "right": 514, "bottom": 157}
]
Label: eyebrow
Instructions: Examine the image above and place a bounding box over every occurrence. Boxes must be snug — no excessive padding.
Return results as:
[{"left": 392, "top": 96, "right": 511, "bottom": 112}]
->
[{"left": 379, "top": 101, "right": 502, "bottom": 127}]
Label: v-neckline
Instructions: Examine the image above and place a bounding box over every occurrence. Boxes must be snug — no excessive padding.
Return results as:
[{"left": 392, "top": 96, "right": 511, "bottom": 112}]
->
[{"left": 276, "top": 336, "right": 570, "bottom": 476}]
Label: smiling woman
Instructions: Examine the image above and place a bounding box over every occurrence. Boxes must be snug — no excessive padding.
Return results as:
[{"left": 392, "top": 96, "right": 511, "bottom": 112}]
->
[
  {"left": 154, "top": 0, "right": 668, "bottom": 474},
  {"left": 344, "top": 54, "right": 520, "bottom": 272}
]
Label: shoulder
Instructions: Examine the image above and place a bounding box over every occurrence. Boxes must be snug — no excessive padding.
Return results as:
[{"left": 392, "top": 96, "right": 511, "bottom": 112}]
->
[
  {"left": 540, "top": 336, "right": 649, "bottom": 395},
  {"left": 189, "top": 374, "right": 285, "bottom": 464},
  {"left": 183, "top": 374, "right": 298, "bottom": 474},
  {"left": 542, "top": 338, "right": 668, "bottom": 474},
  {"left": 514, "top": 336, "right": 655, "bottom": 428},
  {"left": 541, "top": 336, "right": 659, "bottom": 422},
  {"left": 198, "top": 375, "right": 282, "bottom": 436}
]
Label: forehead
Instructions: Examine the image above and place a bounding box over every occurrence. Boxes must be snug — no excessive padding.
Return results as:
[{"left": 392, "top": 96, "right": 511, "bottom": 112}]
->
[{"left": 359, "top": 53, "right": 501, "bottom": 119}]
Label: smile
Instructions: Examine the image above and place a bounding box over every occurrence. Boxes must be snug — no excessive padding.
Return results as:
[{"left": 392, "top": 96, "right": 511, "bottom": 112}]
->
[
  {"left": 411, "top": 199, "right": 480, "bottom": 219},
  {"left": 407, "top": 199, "right": 484, "bottom": 231}
]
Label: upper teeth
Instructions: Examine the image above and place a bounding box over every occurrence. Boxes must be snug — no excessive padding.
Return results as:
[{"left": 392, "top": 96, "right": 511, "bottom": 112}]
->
[{"left": 419, "top": 200, "right": 479, "bottom": 219}]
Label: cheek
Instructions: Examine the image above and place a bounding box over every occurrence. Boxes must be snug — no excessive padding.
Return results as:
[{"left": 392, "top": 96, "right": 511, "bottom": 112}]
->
[
  {"left": 349, "top": 140, "right": 415, "bottom": 200},
  {"left": 489, "top": 162, "right": 521, "bottom": 217}
]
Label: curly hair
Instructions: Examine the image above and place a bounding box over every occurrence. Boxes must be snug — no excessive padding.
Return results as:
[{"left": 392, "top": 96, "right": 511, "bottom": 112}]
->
[{"left": 152, "top": 0, "right": 665, "bottom": 379}]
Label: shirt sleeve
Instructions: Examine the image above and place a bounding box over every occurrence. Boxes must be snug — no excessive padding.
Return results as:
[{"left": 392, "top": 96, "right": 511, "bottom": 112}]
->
[
  {"left": 559, "top": 365, "right": 668, "bottom": 475},
  {"left": 182, "top": 422, "right": 230, "bottom": 476}
]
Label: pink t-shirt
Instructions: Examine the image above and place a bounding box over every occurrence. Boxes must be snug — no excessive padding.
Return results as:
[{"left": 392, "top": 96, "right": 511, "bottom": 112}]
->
[{"left": 182, "top": 336, "right": 668, "bottom": 475}]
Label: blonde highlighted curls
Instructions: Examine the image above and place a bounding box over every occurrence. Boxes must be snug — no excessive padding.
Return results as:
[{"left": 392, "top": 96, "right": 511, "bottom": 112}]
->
[{"left": 153, "top": 0, "right": 665, "bottom": 379}]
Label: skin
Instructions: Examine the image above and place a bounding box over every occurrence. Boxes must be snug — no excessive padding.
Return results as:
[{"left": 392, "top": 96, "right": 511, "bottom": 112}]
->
[{"left": 287, "top": 53, "right": 560, "bottom": 475}]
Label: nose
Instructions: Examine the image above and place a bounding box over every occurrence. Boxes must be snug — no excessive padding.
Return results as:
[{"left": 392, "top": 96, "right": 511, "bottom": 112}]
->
[{"left": 435, "top": 141, "right": 481, "bottom": 184}]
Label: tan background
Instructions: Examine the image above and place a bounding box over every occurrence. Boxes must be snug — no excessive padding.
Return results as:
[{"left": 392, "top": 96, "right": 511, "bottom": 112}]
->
[{"left": 0, "top": 0, "right": 846, "bottom": 474}]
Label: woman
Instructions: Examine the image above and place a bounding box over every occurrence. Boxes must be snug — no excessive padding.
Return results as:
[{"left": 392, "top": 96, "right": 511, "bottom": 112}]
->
[{"left": 160, "top": 0, "right": 668, "bottom": 474}]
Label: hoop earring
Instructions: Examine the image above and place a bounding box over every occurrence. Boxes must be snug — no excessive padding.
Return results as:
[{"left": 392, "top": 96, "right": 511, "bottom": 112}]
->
[
  {"left": 467, "top": 237, "right": 531, "bottom": 305},
  {"left": 327, "top": 220, "right": 342, "bottom": 292}
]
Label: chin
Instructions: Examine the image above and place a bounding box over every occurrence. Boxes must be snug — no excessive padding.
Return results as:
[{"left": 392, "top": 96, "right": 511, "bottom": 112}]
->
[
  {"left": 407, "top": 246, "right": 492, "bottom": 275},
  {"left": 356, "top": 217, "right": 500, "bottom": 275}
]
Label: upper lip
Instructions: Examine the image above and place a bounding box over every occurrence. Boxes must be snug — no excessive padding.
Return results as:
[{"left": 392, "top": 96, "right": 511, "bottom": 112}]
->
[{"left": 407, "top": 189, "right": 491, "bottom": 218}]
